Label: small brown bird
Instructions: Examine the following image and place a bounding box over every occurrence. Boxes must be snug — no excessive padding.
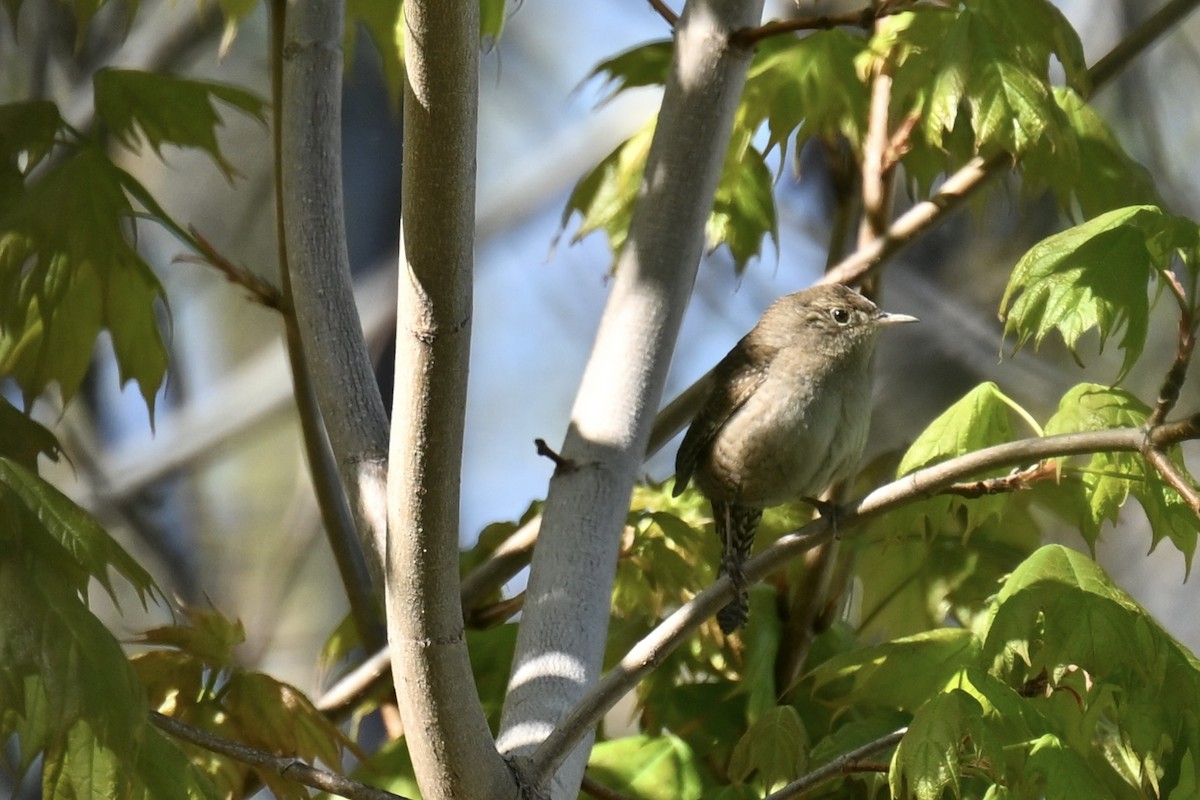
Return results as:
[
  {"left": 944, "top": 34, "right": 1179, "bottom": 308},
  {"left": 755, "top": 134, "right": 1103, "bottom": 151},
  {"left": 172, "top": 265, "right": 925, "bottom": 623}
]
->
[{"left": 673, "top": 284, "right": 917, "bottom": 633}]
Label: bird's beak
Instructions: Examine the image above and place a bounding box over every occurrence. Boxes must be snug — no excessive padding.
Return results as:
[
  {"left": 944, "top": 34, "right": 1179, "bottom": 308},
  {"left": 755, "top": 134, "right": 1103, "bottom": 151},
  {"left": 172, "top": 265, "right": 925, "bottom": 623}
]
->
[{"left": 877, "top": 311, "right": 919, "bottom": 326}]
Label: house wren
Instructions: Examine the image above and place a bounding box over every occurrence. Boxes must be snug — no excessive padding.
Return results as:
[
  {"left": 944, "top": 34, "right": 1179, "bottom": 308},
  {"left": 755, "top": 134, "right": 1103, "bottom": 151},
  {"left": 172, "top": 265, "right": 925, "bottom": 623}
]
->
[{"left": 673, "top": 284, "right": 918, "bottom": 633}]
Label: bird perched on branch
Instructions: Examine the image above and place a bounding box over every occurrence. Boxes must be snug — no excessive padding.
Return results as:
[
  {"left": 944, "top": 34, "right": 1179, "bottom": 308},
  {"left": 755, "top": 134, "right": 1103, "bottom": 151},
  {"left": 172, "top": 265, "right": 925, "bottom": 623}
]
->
[{"left": 673, "top": 284, "right": 918, "bottom": 633}]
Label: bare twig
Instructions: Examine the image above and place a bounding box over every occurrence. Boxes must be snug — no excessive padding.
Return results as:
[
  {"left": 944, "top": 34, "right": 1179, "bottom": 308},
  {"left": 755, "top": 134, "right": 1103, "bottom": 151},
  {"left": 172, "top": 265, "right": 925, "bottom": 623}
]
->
[
  {"left": 316, "top": 647, "right": 392, "bottom": 715},
  {"left": 732, "top": 5, "right": 887, "bottom": 47},
  {"left": 647, "top": 0, "right": 679, "bottom": 27},
  {"left": 176, "top": 225, "right": 282, "bottom": 309},
  {"left": 1088, "top": 0, "right": 1200, "bottom": 88},
  {"left": 1145, "top": 447, "right": 1200, "bottom": 514},
  {"left": 941, "top": 462, "right": 1055, "bottom": 497},
  {"left": 857, "top": 57, "right": 896, "bottom": 250},
  {"left": 535, "top": 438, "right": 579, "bottom": 473},
  {"left": 1150, "top": 295, "right": 1196, "bottom": 425},
  {"left": 149, "top": 712, "right": 409, "bottom": 800},
  {"left": 528, "top": 420, "right": 1200, "bottom": 780},
  {"left": 271, "top": 0, "right": 389, "bottom": 661},
  {"left": 765, "top": 727, "right": 907, "bottom": 800}
]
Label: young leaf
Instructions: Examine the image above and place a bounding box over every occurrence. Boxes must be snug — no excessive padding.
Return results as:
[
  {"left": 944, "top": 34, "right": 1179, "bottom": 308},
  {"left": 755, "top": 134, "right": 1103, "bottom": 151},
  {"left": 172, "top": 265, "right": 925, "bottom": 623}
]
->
[
  {"left": 810, "top": 628, "right": 981, "bottom": 713},
  {"left": 886, "top": 383, "right": 1034, "bottom": 545},
  {"left": 0, "top": 145, "right": 169, "bottom": 413},
  {"left": 898, "top": 382, "right": 1030, "bottom": 475},
  {"left": 855, "top": 499, "right": 1040, "bottom": 639},
  {"left": 0, "top": 556, "right": 147, "bottom": 797},
  {"left": 727, "top": 705, "right": 807, "bottom": 791},
  {"left": 0, "top": 101, "right": 62, "bottom": 181},
  {"left": 1024, "top": 89, "right": 1161, "bottom": 220},
  {"left": 559, "top": 118, "right": 655, "bottom": 268},
  {"left": 0, "top": 456, "right": 159, "bottom": 606},
  {"left": 136, "top": 606, "right": 247, "bottom": 669},
  {"left": 588, "top": 734, "right": 705, "bottom": 800},
  {"left": 982, "top": 544, "right": 1200, "bottom": 797},
  {"left": 740, "top": 29, "right": 870, "bottom": 160},
  {"left": 93, "top": 69, "right": 268, "bottom": 180},
  {"left": 223, "top": 671, "right": 352, "bottom": 797},
  {"left": 889, "top": 689, "right": 982, "bottom": 800},
  {"left": 1000, "top": 205, "right": 1197, "bottom": 380},
  {"left": 585, "top": 40, "right": 673, "bottom": 103},
  {"left": 1045, "top": 384, "right": 1200, "bottom": 569},
  {"left": 895, "top": 0, "right": 1077, "bottom": 161},
  {"left": 707, "top": 136, "right": 777, "bottom": 270}
]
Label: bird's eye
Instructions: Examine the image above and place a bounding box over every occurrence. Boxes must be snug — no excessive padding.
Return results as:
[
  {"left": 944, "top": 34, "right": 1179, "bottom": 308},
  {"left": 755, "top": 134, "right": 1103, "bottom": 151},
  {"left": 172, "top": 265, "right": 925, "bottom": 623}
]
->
[{"left": 831, "top": 307, "right": 851, "bottom": 325}]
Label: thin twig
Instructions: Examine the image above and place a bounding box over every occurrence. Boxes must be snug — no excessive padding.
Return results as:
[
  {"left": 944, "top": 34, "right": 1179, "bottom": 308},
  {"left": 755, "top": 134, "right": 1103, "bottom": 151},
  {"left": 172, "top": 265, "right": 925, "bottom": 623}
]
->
[
  {"left": 941, "top": 462, "right": 1055, "bottom": 497},
  {"left": 528, "top": 420, "right": 1200, "bottom": 781},
  {"left": 647, "top": 0, "right": 679, "bottom": 27},
  {"left": 316, "top": 648, "right": 392, "bottom": 715},
  {"left": 1145, "top": 447, "right": 1200, "bottom": 514},
  {"left": 149, "top": 712, "right": 409, "bottom": 800},
  {"left": 176, "top": 225, "right": 282, "bottom": 309},
  {"left": 765, "top": 728, "right": 908, "bottom": 800},
  {"left": 856, "top": 46, "right": 895, "bottom": 250},
  {"left": 1088, "top": 0, "right": 1200, "bottom": 88},
  {"left": 1150, "top": 294, "right": 1196, "bottom": 426},
  {"left": 732, "top": 6, "right": 883, "bottom": 47}
]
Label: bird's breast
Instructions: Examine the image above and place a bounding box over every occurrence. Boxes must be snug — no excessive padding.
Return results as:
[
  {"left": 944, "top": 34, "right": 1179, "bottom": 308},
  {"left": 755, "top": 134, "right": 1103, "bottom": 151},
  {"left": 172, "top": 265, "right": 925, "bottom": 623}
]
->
[{"left": 696, "top": 364, "right": 871, "bottom": 508}]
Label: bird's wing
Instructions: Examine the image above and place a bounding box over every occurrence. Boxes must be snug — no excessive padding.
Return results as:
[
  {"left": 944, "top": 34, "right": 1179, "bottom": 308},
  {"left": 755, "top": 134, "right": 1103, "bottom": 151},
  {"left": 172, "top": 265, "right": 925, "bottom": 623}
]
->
[{"left": 672, "top": 338, "right": 775, "bottom": 496}]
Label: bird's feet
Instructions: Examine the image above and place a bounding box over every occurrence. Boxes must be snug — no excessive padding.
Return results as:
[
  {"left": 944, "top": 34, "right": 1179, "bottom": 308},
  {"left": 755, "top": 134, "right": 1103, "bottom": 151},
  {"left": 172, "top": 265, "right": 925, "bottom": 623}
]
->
[{"left": 803, "top": 497, "right": 842, "bottom": 536}]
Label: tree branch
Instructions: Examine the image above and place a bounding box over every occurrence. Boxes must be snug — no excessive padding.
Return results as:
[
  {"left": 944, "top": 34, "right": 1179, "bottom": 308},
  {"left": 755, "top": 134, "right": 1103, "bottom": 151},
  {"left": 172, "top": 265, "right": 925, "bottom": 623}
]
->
[
  {"left": 646, "top": 0, "right": 679, "bottom": 28},
  {"left": 271, "top": 0, "right": 387, "bottom": 659},
  {"left": 1146, "top": 447, "right": 1200, "bottom": 514},
  {"left": 731, "top": 3, "right": 898, "bottom": 47},
  {"left": 280, "top": 0, "right": 391, "bottom": 581},
  {"left": 387, "top": 3, "right": 515, "bottom": 799},
  {"left": 149, "top": 712, "right": 408, "bottom": 800},
  {"left": 496, "top": 0, "right": 765, "bottom": 796},
  {"left": 765, "top": 727, "right": 907, "bottom": 800},
  {"left": 1088, "top": 0, "right": 1200, "bottom": 88},
  {"left": 529, "top": 420, "right": 1200, "bottom": 779}
]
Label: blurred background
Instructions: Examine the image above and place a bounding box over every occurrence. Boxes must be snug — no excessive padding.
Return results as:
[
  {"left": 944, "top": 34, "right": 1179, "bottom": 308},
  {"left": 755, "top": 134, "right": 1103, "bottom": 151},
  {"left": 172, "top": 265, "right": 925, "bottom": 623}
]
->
[{"left": 2, "top": 0, "right": 1199, "bottom": 728}]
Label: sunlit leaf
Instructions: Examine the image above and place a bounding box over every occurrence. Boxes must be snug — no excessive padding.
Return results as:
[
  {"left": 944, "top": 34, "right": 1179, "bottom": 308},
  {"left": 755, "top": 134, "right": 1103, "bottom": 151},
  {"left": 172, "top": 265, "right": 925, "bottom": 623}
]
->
[
  {"left": 1000, "top": 205, "right": 1196, "bottom": 380},
  {"left": 588, "top": 734, "right": 705, "bottom": 800},
  {"left": 811, "top": 628, "right": 980, "bottom": 712},
  {"left": 1045, "top": 384, "right": 1200, "bottom": 571},
  {"left": 889, "top": 689, "right": 980, "bottom": 800}
]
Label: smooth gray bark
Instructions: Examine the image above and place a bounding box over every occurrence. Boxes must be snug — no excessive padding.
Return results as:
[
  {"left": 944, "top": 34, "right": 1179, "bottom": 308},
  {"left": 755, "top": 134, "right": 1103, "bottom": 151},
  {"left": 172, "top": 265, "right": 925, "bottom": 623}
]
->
[
  {"left": 495, "top": 0, "right": 766, "bottom": 796},
  {"left": 280, "top": 0, "right": 391, "bottom": 575},
  {"left": 387, "top": 3, "right": 517, "bottom": 799}
]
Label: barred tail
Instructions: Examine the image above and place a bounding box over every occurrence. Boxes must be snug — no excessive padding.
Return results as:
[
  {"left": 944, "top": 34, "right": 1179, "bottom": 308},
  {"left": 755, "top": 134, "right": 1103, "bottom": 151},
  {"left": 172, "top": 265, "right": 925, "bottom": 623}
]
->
[{"left": 712, "top": 500, "right": 762, "bottom": 634}]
